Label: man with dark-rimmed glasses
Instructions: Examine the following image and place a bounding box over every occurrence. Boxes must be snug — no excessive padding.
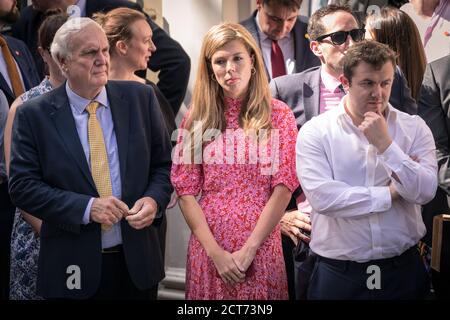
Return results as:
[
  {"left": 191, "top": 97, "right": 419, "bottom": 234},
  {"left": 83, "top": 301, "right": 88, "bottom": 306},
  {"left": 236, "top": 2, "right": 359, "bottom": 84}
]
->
[{"left": 270, "top": 4, "right": 418, "bottom": 299}]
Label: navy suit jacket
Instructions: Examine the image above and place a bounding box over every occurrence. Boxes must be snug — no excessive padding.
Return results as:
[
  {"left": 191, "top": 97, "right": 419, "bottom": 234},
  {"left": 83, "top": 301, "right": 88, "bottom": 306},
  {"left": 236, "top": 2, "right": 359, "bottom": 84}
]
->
[
  {"left": 12, "top": 0, "right": 190, "bottom": 115},
  {"left": 240, "top": 11, "right": 320, "bottom": 81},
  {"left": 0, "top": 35, "right": 40, "bottom": 105},
  {"left": 270, "top": 65, "right": 417, "bottom": 129},
  {"left": 8, "top": 81, "right": 172, "bottom": 299}
]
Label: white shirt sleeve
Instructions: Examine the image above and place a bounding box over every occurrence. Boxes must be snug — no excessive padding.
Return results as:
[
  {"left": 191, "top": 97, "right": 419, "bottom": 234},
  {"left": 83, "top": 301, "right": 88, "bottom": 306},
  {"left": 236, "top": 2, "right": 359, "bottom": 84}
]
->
[
  {"left": 379, "top": 117, "right": 438, "bottom": 205},
  {"left": 296, "top": 122, "right": 391, "bottom": 219}
]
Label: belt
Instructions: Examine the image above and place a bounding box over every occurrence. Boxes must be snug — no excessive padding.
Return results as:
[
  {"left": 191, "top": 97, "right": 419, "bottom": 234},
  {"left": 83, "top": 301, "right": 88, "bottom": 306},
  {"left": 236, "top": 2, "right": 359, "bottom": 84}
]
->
[
  {"left": 314, "top": 245, "right": 418, "bottom": 271},
  {"left": 101, "top": 244, "right": 123, "bottom": 254}
]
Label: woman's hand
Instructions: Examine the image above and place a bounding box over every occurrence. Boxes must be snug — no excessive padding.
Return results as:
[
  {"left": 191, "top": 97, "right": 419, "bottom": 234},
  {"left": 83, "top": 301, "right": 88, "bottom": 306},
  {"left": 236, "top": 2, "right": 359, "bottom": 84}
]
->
[
  {"left": 231, "top": 245, "right": 257, "bottom": 275},
  {"left": 210, "top": 248, "right": 246, "bottom": 285}
]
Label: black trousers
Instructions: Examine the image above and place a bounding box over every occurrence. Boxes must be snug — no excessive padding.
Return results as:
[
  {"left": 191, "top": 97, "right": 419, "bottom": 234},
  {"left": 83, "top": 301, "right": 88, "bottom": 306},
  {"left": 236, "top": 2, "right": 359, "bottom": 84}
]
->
[
  {"left": 307, "top": 246, "right": 429, "bottom": 300},
  {"left": 0, "top": 182, "right": 14, "bottom": 300},
  {"left": 92, "top": 246, "right": 158, "bottom": 300}
]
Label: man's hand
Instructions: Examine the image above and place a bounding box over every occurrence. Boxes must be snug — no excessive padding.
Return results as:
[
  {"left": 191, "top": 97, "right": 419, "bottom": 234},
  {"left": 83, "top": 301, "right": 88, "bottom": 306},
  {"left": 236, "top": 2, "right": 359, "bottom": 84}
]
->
[
  {"left": 126, "top": 196, "right": 158, "bottom": 230},
  {"left": 280, "top": 210, "right": 311, "bottom": 245},
  {"left": 90, "top": 196, "right": 129, "bottom": 227},
  {"left": 358, "top": 111, "right": 392, "bottom": 153}
]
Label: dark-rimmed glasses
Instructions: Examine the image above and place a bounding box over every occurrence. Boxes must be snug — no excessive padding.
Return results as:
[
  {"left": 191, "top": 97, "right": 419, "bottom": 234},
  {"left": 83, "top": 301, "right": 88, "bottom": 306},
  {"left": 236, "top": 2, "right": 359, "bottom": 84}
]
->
[{"left": 315, "top": 29, "right": 366, "bottom": 45}]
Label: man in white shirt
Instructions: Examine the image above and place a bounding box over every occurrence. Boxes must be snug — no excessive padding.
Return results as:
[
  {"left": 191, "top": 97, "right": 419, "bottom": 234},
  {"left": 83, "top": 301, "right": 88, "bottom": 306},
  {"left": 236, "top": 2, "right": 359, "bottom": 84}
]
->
[
  {"left": 296, "top": 40, "right": 437, "bottom": 299},
  {"left": 240, "top": 0, "right": 319, "bottom": 82},
  {"left": 271, "top": 4, "right": 417, "bottom": 300}
]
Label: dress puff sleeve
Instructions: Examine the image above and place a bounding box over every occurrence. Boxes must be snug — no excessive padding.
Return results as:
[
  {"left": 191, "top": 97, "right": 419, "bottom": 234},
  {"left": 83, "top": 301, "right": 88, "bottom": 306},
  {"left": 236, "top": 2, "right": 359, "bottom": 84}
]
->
[
  {"left": 170, "top": 112, "right": 204, "bottom": 196},
  {"left": 269, "top": 99, "right": 299, "bottom": 193}
]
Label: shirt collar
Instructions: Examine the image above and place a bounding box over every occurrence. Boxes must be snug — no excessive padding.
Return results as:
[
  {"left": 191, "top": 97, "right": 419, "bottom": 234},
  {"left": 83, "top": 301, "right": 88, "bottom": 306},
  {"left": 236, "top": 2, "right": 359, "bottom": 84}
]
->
[
  {"left": 255, "top": 10, "right": 291, "bottom": 42},
  {"left": 66, "top": 82, "right": 109, "bottom": 114},
  {"left": 320, "top": 67, "right": 343, "bottom": 93}
]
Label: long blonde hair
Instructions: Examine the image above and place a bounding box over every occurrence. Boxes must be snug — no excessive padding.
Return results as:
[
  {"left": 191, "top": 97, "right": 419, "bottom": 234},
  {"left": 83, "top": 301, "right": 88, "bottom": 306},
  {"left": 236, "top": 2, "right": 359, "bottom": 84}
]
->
[{"left": 186, "top": 23, "right": 272, "bottom": 137}]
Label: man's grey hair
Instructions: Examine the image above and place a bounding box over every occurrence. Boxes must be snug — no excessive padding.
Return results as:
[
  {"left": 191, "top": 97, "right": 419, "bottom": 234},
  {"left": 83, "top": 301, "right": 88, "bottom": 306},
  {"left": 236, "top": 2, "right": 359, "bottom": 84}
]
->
[{"left": 50, "top": 17, "right": 102, "bottom": 62}]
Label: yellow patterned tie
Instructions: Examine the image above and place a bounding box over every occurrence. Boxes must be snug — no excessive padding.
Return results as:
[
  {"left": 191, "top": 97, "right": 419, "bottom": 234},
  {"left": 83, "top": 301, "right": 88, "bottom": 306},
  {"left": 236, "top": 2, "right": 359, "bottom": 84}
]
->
[{"left": 86, "top": 101, "right": 113, "bottom": 232}]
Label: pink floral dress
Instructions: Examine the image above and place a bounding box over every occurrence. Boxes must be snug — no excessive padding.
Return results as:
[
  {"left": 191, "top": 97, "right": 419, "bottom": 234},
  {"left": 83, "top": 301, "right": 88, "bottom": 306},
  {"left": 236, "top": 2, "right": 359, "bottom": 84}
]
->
[{"left": 171, "top": 98, "right": 299, "bottom": 299}]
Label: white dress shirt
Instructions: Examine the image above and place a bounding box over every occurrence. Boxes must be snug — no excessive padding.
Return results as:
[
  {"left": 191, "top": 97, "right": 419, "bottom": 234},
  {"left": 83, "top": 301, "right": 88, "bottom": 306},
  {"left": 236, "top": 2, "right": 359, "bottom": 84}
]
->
[
  {"left": 255, "top": 11, "right": 296, "bottom": 79},
  {"left": 296, "top": 97, "right": 438, "bottom": 262}
]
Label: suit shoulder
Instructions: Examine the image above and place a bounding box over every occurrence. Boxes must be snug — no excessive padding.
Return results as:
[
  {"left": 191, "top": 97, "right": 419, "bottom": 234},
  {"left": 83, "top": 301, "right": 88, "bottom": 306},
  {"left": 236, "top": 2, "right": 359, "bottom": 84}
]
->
[
  {"left": 108, "top": 80, "right": 153, "bottom": 93},
  {"left": 429, "top": 55, "right": 450, "bottom": 77},
  {"left": 4, "top": 35, "right": 28, "bottom": 49},
  {"left": 272, "top": 66, "right": 320, "bottom": 86},
  {"left": 18, "top": 90, "right": 55, "bottom": 114}
]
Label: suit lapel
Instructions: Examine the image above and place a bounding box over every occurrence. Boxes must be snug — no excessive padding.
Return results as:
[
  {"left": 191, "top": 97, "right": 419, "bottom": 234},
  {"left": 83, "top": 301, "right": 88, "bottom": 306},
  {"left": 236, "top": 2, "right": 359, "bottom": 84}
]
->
[
  {"left": 303, "top": 67, "right": 321, "bottom": 122},
  {"left": 106, "top": 83, "right": 129, "bottom": 187},
  {"left": 9, "top": 41, "right": 31, "bottom": 90},
  {"left": 50, "top": 85, "right": 96, "bottom": 191}
]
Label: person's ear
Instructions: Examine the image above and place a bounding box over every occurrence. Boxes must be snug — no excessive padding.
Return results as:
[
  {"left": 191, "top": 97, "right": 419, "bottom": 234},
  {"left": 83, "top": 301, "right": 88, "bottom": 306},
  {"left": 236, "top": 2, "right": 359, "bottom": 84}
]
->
[
  {"left": 339, "top": 74, "right": 350, "bottom": 91},
  {"left": 310, "top": 40, "right": 323, "bottom": 58},
  {"left": 116, "top": 40, "right": 128, "bottom": 55},
  {"left": 58, "top": 55, "right": 68, "bottom": 73},
  {"left": 256, "top": 0, "right": 263, "bottom": 10}
]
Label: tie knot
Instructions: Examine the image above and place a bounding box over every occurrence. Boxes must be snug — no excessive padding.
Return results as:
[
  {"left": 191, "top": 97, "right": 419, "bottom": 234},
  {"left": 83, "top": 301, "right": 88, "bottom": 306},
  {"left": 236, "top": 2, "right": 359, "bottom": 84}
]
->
[{"left": 86, "top": 101, "right": 99, "bottom": 115}]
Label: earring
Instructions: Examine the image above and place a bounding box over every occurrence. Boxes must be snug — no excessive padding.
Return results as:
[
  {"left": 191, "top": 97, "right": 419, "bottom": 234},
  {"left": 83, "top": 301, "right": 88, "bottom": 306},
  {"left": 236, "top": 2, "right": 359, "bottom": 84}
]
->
[
  {"left": 251, "top": 67, "right": 256, "bottom": 75},
  {"left": 211, "top": 73, "right": 217, "bottom": 82}
]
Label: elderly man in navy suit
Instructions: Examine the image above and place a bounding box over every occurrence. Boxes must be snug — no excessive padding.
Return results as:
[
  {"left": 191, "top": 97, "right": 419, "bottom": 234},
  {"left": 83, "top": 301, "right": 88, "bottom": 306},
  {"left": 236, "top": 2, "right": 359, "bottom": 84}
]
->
[{"left": 8, "top": 17, "right": 172, "bottom": 299}]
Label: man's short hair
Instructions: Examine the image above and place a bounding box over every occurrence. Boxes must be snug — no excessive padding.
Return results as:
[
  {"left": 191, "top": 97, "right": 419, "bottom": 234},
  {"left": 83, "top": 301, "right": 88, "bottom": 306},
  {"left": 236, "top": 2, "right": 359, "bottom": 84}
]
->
[
  {"left": 307, "top": 4, "right": 357, "bottom": 41},
  {"left": 342, "top": 40, "right": 397, "bottom": 83},
  {"left": 50, "top": 17, "right": 101, "bottom": 62},
  {"left": 262, "top": 0, "right": 302, "bottom": 10}
]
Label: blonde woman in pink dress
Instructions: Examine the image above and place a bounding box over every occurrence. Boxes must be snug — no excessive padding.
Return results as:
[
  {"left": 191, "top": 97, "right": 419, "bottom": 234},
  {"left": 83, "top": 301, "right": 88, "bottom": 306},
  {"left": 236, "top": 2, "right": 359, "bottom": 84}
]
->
[{"left": 171, "top": 23, "right": 299, "bottom": 300}]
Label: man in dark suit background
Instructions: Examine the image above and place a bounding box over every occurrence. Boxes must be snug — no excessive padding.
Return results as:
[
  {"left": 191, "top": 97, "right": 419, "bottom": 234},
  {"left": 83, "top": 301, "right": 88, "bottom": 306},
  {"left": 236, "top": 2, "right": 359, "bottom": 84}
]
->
[
  {"left": 418, "top": 54, "right": 450, "bottom": 300},
  {"left": 240, "top": 0, "right": 319, "bottom": 81},
  {"left": 8, "top": 17, "right": 172, "bottom": 299},
  {"left": 0, "top": 0, "right": 39, "bottom": 300},
  {"left": 12, "top": 0, "right": 190, "bottom": 116},
  {"left": 0, "top": 0, "right": 39, "bottom": 105},
  {"left": 270, "top": 4, "right": 418, "bottom": 299}
]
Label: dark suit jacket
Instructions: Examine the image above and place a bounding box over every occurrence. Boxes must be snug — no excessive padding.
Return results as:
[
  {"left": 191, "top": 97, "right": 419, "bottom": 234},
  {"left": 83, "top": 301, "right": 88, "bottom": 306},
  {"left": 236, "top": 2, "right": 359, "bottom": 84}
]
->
[
  {"left": 270, "top": 65, "right": 417, "bottom": 129},
  {"left": 418, "top": 55, "right": 450, "bottom": 245},
  {"left": 0, "top": 35, "right": 40, "bottom": 105},
  {"left": 12, "top": 0, "right": 190, "bottom": 115},
  {"left": 419, "top": 55, "right": 450, "bottom": 193},
  {"left": 8, "top": 81, "right": 173, "bottom": 299},
  {"left": 240, "top": 11, "right": 320, "bottom": 81}
]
